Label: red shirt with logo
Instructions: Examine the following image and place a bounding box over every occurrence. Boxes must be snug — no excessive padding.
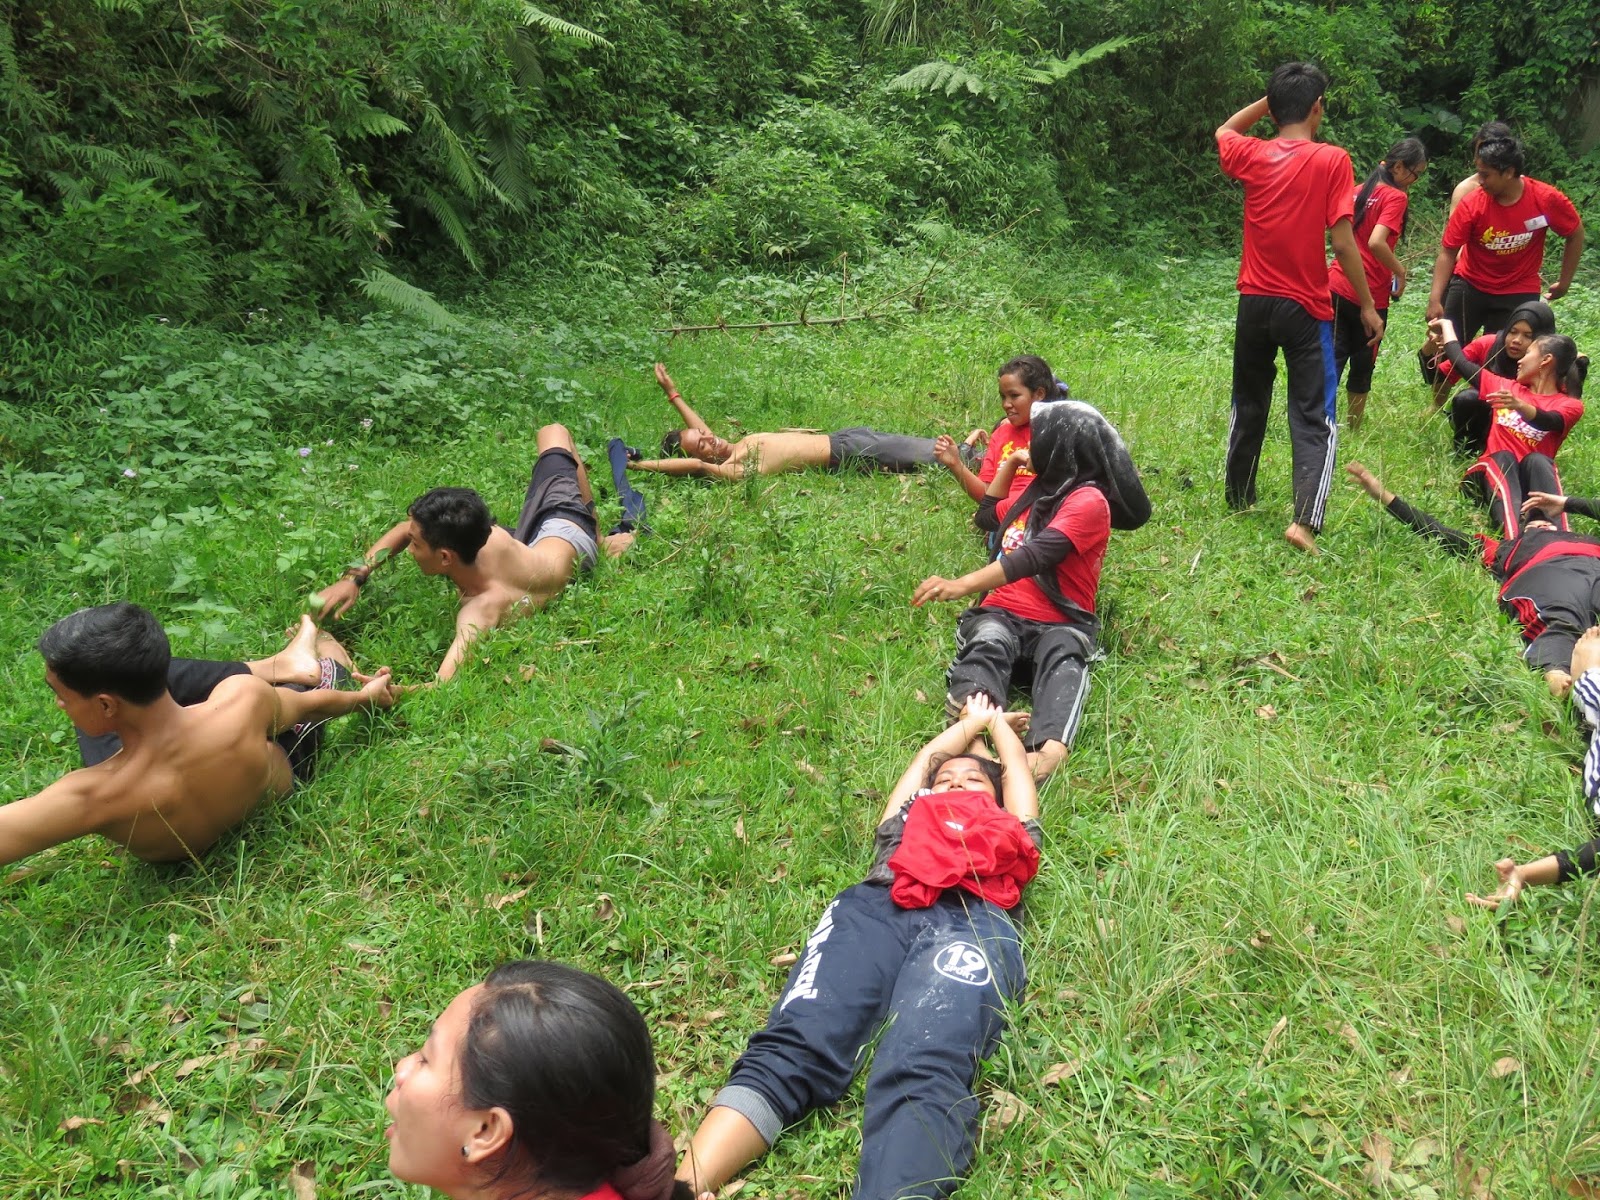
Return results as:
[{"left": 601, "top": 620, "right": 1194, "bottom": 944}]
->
[
  {"left": 977, "top": 418, "right": 1033, "bottom": 506},
  {"left": 983, "top": 486, "right": 1110, "bottom": 624},
  {"left": 1218, "top": 128, "right": 1355, "bottom": 321},
  {"left": 1476, "top": 368, "right": 1584, "bottom": 461},
  {"left": 1444, "top": 178, "right": 1581, "bottom": 295},
  {"left": 1329, "top": 182, "right": 1407, "bottom": 307}
]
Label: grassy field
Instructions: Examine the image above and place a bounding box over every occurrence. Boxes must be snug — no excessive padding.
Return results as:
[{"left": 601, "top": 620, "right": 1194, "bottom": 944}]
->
[{"left": 4, "top": 242, "right": 1600, "bottom": 1198}]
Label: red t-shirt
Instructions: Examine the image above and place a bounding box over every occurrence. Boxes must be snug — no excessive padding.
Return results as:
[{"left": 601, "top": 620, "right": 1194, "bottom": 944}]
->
[
  {"left": 1329, "top": 182, "right": 1407, "bottom": 306},
  {"left": 887, "top": 789, "right": 1039, "bottom": 911},
  {"left": 1477, "top": 368, "right": 1584, "bottom": 461},
  {"left": 1443, "top": 177, "right": 1581, "bottom": 295},
  {"left": 982, "top": 486, "right": 1110, "bottom": 624},
  {"left": 1218, "top": 128, "right": 1355, "bottom": 321},
  {"left": 977, "top": 418, "right": 1033, "bottom": 506}
]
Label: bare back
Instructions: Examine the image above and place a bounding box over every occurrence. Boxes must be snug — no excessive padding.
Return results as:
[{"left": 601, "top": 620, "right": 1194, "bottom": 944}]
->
[{"left": 70, "top": 679, "right": 292, "bottom": 862}]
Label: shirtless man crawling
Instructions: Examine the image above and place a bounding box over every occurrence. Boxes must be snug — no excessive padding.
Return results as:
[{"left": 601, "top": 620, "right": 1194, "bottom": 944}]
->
[
  {"left": 628, "top": 363, "right": 984, "bottom": 482},
  {"left": 312, "top": 424, "right": 631, "bottom": 682},
  {"left": 0, "top": 603, "right": 395, "bottom": 869}
]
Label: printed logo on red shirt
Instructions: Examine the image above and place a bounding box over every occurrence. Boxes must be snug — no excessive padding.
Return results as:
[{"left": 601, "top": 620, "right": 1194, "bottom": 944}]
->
[{"left": 1480, "top": 225, "right": 1535, "bottom": 255}]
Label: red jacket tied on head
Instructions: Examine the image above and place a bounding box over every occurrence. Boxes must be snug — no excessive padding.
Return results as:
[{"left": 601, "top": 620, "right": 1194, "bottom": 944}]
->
[{"left": 888, "top": 790, "right": 1040, "bottom": 910}]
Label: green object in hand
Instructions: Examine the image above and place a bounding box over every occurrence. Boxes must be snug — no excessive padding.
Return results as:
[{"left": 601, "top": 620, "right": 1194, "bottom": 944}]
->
[{"left": 306, "top": 593, "right": 327, "bottom": 615}]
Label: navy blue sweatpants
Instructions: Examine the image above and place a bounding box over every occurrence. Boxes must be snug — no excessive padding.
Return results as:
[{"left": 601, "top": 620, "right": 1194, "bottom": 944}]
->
[
  {"left": 1226, "top": 293, "right": 1339, "bottom": 531},
  {"left": 713, "top": 883, "right": 1025, "bottom": 1200}
]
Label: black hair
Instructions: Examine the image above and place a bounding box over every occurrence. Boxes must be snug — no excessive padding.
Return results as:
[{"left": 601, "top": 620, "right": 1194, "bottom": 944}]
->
[
  {"left": 407, "top": 487, "right": 493, "bottom": 564},
  {"left": 924, "top": 752, "right": 1006, "bottom": 802},
  {"left": 1470, "top": 120, "right": 1514, "bottom": 154},
  {"left": 460, "top": 960, "right": 690, "bottom": 1200},
  {"left": 1532, "top": 334, "right": 1582, "bottom": 393},
  {"left": 1353, "top": 137, "right": 1427, "bottom": 237},
  {"left": 998, "top": 355, "right": 1069, "bottom": 402},
  {"left": 1266, "top": 62, "right": 1328, "bottom": 126},
  {"left": 38, "top": 603, "right": 171, "bottom": 705},
  {"left": 660, "top": 429, "right": 684, "bottom": 458},
  {"left": 1484, "top": 300, "right": 1556, "bottom": 377},
  {"left": 1476, "top": 136, "right": 1525, "bottom": 176}
]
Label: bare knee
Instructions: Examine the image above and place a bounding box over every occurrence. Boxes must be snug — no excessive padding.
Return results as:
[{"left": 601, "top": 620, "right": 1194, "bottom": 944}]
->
[
  {"left": 316, "top": 633, "right": 352, "bottom": 668},
  {"left": 536, "top": 423, "right": 575, "bottom": 454}
]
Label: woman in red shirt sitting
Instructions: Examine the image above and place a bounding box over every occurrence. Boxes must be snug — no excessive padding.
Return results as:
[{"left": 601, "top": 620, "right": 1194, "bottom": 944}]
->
[
  {"left": 914, "top": 399, "right": 1150, "bottom": 782},
  {"left": 1430, "top": 315, "right": 1587, "bottom": 538}
]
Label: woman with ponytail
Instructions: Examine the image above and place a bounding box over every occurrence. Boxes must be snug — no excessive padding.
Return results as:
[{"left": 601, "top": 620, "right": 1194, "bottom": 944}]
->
[
  {"left": 941, "top": 355, "right": 1070, "bottom": 518},
  {"left": 385, "top": 960, "right": 688, "bottom": 1200},
  {"left": 1327, "top": 138, "right": 1427, "bottom": 429}
]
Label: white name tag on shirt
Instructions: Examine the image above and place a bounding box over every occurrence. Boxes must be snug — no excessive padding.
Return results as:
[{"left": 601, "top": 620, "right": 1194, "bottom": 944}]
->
[{"left": 1525, "top": 214, "right": 1550, "bottom": 231}]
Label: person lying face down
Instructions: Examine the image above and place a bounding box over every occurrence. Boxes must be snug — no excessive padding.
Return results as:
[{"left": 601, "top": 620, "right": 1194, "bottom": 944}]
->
[
  {"left": 311, "top": 423, "right": 633, "bottom": 684},
  {"left": 629, "top": 362, "right": 985, "bottom": 482},
  {"left": 0, "top": 603, "right": 394, "bottom": 870},
  {"left": 914, "top": 399, "right": 1151, "bottom": 782},
  {"left": 386, "top": 959, "right": 689, "bottom": 1200}
]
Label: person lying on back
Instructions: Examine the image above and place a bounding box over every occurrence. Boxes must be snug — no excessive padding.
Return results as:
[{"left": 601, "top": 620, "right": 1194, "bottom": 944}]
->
[
  {"left": 628, "top": 363, "right": 984, "bottom": 482},
  {"left": 0, "top": 603, "right": 394, "bottom": 869}
]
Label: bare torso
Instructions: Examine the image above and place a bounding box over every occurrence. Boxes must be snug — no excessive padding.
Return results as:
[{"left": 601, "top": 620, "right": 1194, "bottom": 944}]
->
[
  {"left": 81, "top": 680, "right": 293, "bottom": 862},
  {"left": 724, "top": 431, "right": 833, "bottom": 477},
  {"left": 450, "top": 526, "right": 581, "bottom": 663}
]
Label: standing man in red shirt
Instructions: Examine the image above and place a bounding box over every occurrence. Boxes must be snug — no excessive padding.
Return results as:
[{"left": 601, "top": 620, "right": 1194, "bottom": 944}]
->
[
  {"left": 1217, "top": 62, "right": 1382, "bottom": 555},
  {"left": 1426, "top": 133, "right": 1584, "bottom": 342}
]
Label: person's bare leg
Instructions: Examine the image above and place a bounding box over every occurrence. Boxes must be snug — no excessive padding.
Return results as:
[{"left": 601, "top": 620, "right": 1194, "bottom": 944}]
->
[
  {"left": 537, "top": 423, "right": 593, "bottom": 502},
  {"left": 1346, "top": 392, "right": 1368, "bottom": 431},
  {"left": 1466, "top": 855, "right": 1562, "bottom": 909},
  {"left": 1284, "top": 522, "right": 1319, "bottom": 556},
  {"left": 1027, "top": 738, "right": 1068, "bottom": 783},
  {"left": 1345, "top": 461, "right": 1394, "bottom": 506},
  {"left": 677, "top": 1107, "right": 770, "bottom": 1199},
  {"left": 246, "top": 615, "right": 323, "bottom": 686},
  {"left": 315, "top": 629, "right": 352, "bottom": 671}
]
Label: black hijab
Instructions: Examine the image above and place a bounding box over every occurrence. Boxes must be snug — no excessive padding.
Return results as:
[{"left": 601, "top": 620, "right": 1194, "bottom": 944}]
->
[
  {"left": 1483, "top": 300, "right": 1556, "bottom": 378},
  {"left": 1020, "top": 399, "right": 1151, "bottom": 536}
]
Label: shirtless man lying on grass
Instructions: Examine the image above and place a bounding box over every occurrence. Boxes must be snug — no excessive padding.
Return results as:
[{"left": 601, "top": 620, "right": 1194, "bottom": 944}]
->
[
  {"left": 312, "top": 424, "right": 632, "bottom": 683},
  {"left": 0, "top": 603, "right": 395, "bottom": 869},
  {"left": 628, "top": 363, "right": 985, "bottom": 482}
]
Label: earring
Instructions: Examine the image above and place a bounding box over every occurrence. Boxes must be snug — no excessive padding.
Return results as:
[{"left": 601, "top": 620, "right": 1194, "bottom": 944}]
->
[{"left": 461, "top": 1146, "right": 469, "bottom": 1157}]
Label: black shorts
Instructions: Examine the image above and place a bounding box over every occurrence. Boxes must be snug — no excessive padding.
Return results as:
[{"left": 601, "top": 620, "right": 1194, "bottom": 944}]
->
[
  {"left": 827, "top": 428, "right": 937, "bottom": 473},
  {"left": 510, "top": 446, "right": 598, "bottom": 548},
  {"left": 76, "top": 656, "right": 346, "bottom": 784}
]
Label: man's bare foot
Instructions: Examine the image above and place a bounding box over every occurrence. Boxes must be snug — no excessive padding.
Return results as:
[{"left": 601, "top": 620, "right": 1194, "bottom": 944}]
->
[
  {"left": 1344, "top": 461, "right": 1392, "bottom": 504},
  {"left": 602, "top": 531, "right": 636, "bottom": 559},
  {"left": 247, "top": 615, "right": 323, "bottom": 686},
  {"left": 1465, "top": 859, "right": 1525, "bottom": 909},
  {"left": 1570, "top": 627, "right": 1600, "bottom": 680},
  {"left": 1027, "top": 740, "right": 1067, "bottom": 784},
  {"left": 1284, "top": 522, "right": 1319, "bottom": 555},
  {"left": 1547, "top": 668, "right": 1574, "bottom": 701}
]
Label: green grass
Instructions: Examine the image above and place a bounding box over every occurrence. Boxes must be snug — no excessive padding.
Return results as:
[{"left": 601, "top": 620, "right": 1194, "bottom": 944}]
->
[{"left": 3, "top": 242, "right": 1600, "bottom": 1198}]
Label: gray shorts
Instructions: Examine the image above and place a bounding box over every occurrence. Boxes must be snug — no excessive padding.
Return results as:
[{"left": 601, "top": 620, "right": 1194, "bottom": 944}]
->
[
  {"left": 530, "top": 516, "right": 598, "bottom": 569},
  {"left": 827, "top": 428, "right": 937, "bottom": 474}
]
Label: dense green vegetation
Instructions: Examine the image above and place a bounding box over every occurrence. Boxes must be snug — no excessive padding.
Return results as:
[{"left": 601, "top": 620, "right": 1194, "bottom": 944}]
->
[
  {"left": 4, "top": 0, "right": 1599, "bottom": 369},
  {"left": 6, "top": 1, "right": 1600, "bottom": 1197}
]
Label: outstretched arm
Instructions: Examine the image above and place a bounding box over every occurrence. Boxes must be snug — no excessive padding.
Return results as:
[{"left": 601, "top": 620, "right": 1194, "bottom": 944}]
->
[
  {"left": 260, "top": 670, "right": 397, "bottom": 732},
  {"left": 912, "top": 560, "right": 1008, "bottom": 608},
  {"left": 629, "top": 457, "right": 738, "bottom": 480},
  {"left": 879, "top": 712, "right": 994, "bottom": 823},
  {"left": 1346, "top": 462, "right": 1478, "bottom": 557},
  {"left": 0, "top": 775, "right": 99, "bottom": 869},
  {"left": 313, "top": 520, "right": 413, "bottom": 620},
  {"left": 655, "top": 363, "right": 714, "bottom": 435}
]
